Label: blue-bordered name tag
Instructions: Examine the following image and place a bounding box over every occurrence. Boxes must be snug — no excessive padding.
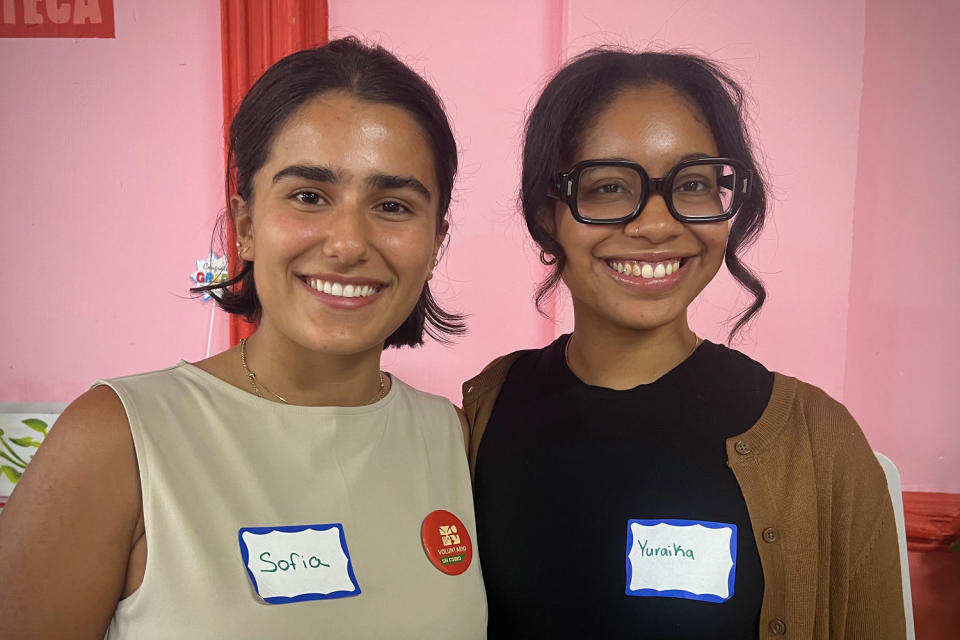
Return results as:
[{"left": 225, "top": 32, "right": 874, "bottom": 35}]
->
[
  {"left": 625, "top": 519, "right": 736, "bottom": 603},
  {"left": 238, "top": 523, "right": 361, "bottom": 604}
]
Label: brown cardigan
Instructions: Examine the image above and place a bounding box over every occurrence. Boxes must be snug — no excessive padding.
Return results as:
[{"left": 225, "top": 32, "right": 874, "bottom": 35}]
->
[{"left": 462, "top": 351, "right": 907, "bottom": 639}]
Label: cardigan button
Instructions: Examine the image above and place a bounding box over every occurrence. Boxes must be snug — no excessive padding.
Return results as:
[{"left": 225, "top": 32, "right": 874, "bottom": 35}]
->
[
  {"left": 734, "top": 440, "right": 752, "bottom": 455},
  {"left": 768, "top": 618, "right": 786, "bottom": 635},
  {"left": 762, "top": 527, "right": 778, "bottom": 543}
]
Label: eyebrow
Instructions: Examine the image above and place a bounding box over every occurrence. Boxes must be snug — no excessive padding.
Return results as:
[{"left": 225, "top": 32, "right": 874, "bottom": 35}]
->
[
  {"left": 676, "top": 152, "right": 712, "bottom": 163},
  {"left": 272, "top": 165, "right": 340, "bottom": 184},
  {"left": 597, "top": 152, "right": 714, "bottom": 164},
  {"left": 367, "top": 174, "right": 432, "bottom": 201},
  {"left": 271, "top": 164, "right": 432, "bottom": 201}
]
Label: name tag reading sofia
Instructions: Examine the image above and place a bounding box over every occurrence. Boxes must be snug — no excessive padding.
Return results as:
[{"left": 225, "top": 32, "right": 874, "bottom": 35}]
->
[
  {"left": 239, "top": 524, "right": 361, "bottom": 604},
  {"left": 626, "top": 519, "right": 736, "bottom": 603}
]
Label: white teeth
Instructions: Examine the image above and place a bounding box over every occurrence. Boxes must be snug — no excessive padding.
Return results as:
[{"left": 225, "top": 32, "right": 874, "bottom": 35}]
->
[
  {"left": 307, "top": 279, "right": 380, "bottom": 298},
  {"left": 607, "top": 259, "right": 683, "bottom": 279}
]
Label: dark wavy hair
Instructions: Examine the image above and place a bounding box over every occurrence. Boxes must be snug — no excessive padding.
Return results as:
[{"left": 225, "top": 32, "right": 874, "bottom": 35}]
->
[
  {"left": 522, "top": 48, "right": 767, "bottom": 339},
  {"left": 194, "top": 37, "right": 464, "bottom": 347}
]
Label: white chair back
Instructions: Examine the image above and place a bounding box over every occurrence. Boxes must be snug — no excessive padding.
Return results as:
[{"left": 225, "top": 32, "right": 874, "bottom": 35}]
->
[{"left": 875, "top": 451, "right": 916, "bottom": 640}]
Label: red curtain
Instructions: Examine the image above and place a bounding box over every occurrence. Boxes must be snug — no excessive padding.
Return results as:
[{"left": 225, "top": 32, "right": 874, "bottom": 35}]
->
[{"left": 220, "top": 0, "right": 329, "bottom": 345}]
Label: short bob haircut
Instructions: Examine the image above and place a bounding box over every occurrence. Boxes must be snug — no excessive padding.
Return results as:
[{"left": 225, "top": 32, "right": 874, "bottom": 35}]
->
[
  {"left": 522, "top": 48, "right": 768, "bottom": 339},
  {"left": 195, "top": 37, "right": 464, "bottom": 348}
]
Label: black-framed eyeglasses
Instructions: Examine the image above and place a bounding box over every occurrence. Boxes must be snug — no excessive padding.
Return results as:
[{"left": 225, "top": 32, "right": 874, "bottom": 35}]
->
[{"left": 552, "top": 158, "right": 753, "bottom": 224}]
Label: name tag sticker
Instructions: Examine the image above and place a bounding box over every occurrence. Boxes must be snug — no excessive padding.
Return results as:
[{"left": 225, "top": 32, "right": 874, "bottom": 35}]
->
[
  {"left": 238, "top": 524, "right": 361, "bottom": 604},
  {"left": 626, "top": 519, "right": 736, "bottom": 603}
]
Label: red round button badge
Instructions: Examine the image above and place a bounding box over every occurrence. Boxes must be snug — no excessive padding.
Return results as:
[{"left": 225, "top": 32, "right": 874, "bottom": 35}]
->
[{"left": 421, "top": 509, "right": 473, "bottom": 575}]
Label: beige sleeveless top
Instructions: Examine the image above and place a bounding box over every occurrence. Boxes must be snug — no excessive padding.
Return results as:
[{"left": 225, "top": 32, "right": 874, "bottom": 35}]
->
[{"left": 100, "top": 362, "right": 486, "bottom": 639}]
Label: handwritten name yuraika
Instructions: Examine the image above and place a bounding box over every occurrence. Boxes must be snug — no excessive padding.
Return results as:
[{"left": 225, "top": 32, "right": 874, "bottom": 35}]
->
[{"left": 636, "top": 539, "right": 696, "bottom": 560}]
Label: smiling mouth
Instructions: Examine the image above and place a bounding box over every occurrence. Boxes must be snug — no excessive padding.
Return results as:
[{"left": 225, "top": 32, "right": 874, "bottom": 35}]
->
[
  {"left": 606, "top": 258, "right": 687, "bottom": 279},
  {"left": 303, "top": 277, "right": 383, "bottom": 298}
]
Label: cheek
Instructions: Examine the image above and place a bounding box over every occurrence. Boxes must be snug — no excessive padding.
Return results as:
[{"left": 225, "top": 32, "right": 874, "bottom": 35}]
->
[
  {"left": 555, "top": 217, "right": 606, "bottom": 269},
  {"left": 554, "top": 210, "right": 587, "bottom": 252},
  {"left": 254, "top": 208, "right": 321, "bottom": 250},
  {"left": 695, "top": 223, "right": 730, "bottom": 260},
  {"left": 378, "top": 224, "right": 439, "bottom": 271}
]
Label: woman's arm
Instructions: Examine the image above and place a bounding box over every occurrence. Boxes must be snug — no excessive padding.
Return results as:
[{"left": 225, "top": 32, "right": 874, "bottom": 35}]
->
[
  {"left": 0, "top": 385, "right": 143, "bottom": 638},
  {"left": 843, "top": 497, "right": 907, "bottom": 638},
  {"left": 810, "top": 384, "right": 908, "bottom": 638}
]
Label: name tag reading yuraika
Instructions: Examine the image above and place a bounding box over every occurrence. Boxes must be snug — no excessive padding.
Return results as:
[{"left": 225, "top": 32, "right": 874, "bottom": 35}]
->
[
  {"left": 238, "top": 524, "right": 361, "bottom": 604},
  {"left": 625, "top": 519, "right": 737, "bottom": 603}
]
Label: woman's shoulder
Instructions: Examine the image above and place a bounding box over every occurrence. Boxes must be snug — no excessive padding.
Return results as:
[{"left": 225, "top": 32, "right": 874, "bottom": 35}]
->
[
  {"left": 765, "top": 372, "right": 886, "bottom": 485},
  {"left": 0, "top": 385, "right": 142, "bottom": 636},
  {"left": 98, "top": 361, "right": 200, "bottom": 390},
  {"left": 390, "top": 375, "right": 459, "bottom": 412},
  {"left": 771, "top": 373, "right": 861, "bottom": 439},
  {"left": 711, "top": 343, "right": 858, "bottom": 439},
  {"left": 462, "top": 338, "right": 565, "bottom": 401}
]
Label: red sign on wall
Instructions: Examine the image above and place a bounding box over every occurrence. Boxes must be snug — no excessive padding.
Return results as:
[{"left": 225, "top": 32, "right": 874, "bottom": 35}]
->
[{"left": 1, "top": 1, "right": 115, "bottom": 38}]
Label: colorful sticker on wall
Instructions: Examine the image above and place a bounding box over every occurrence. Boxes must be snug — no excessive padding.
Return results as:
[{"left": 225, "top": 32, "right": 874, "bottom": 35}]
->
[
  {"left": 191, "top": 253, "right": 229, "bottom": 302},
  {"left": 0, "top": 413, "right": 59, "bottom": 498},
  {"left": 0, "top": 1, "right": 115, "bottom": 38}
]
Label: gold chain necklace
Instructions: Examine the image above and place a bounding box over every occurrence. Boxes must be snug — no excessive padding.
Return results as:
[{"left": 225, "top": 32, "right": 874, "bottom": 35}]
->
[{"left": 239, "top": 338, "right": 387, "bottom": 405}]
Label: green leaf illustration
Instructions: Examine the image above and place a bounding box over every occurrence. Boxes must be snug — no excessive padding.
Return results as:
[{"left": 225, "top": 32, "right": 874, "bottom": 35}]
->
[
  {"left": 1, "top": 465, "right": 23, "bottom": 483},
  {"left": 10, "top": 436, "right": 42, "bottom": 449},
  {"left": 22, "top": 419, "right": 48, "bottom": 435},
  {"left": 0, "top": 437, "right": 30, "bottom": 467},
  {"left": 0, "top": 451, "right": 27, "bottom": 469}
]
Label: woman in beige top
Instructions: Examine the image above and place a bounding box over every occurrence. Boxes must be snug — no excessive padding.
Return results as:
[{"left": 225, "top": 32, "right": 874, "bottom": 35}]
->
[{"left": 0, "top": 38, "right": 486, "bottom": 638}]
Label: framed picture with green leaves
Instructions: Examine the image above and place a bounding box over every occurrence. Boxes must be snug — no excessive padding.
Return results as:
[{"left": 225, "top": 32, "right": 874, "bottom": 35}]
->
[{"left": 0, "top": 403, "right": 67, "bottom": 504}]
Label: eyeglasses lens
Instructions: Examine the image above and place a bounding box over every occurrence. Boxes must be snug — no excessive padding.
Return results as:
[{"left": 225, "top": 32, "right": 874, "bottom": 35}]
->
[
  {"left": 576, "top": 165, "right": 644, "bottom": 221},
  {"left": 575, "top": 162, "right": 738, "bottom": 220},
  {"left": 672, "top": 163, "right": 736, "bottom": 218}
]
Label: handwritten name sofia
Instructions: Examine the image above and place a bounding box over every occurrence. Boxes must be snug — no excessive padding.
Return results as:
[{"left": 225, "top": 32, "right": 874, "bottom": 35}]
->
[
  {"left": 258, "top": 551, "right": 331, "bottom": 572},
  {"left": 636, "top": 539, "right": 696, "bottom": 560}
]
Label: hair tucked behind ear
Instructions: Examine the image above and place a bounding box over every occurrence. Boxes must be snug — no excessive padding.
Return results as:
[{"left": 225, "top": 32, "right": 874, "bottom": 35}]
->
[{"left": 521, "top": 47, "right": 768, "bottom": 341}]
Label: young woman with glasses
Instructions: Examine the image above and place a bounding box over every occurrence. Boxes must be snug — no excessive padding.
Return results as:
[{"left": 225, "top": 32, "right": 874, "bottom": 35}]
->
[
  {"left": 0, "top": 39, "right": 485, "bottom": 639},
  {"left": 463, "top": 49, "right": 905, "bottom": 639}
]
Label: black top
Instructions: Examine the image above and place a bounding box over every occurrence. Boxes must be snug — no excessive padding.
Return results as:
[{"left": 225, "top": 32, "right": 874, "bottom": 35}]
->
[{"left": 474, "top": 336, "right": 774, "bottom": 639}]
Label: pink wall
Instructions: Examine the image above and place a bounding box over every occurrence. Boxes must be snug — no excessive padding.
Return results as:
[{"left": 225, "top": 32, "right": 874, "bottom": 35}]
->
[
  {"left": 2, "top": 1, "right": 955, "bottom": 492},
  {"left": 0, "top": 1, "right": 227, "bottom": 401},
  {"left": 844, "top": 0, "right": 960, "bottom": 492}
]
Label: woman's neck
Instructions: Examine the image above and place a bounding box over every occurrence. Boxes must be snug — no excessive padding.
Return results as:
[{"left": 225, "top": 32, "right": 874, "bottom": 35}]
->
[
  {"left": 201, "top": 321, "right": 389, "bottom": 407},
  {"left": 565, "top": 316, "right": 698, "bottom": 390}
]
